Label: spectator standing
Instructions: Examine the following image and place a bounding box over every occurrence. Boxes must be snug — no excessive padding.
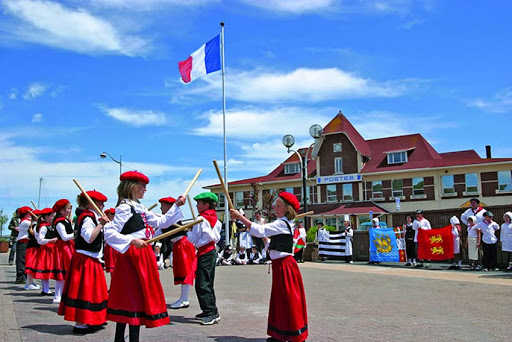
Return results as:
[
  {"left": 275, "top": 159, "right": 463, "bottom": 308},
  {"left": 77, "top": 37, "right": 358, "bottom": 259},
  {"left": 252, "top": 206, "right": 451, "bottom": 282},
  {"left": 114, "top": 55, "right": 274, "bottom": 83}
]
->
[
  {"left": 500, "top": 212, "right": 512, "bottom": 270},
  {"left": 448, "top": 216, "right": 463, "bottom": 270},
  {"left": 413, "top": 210, "right": 431, "bottom": 268},
  {"left": 154, "top": 243, "right": 165, "bottom": 270},
  {"left": 461, "top": 198, "right": 487, "bottom": 225},
  {"left": 252, "top": 210, "right": 266, "bottom": 252},
  {"left": 476, "top": 211, "right": 500, "bottom": 271},
  {"left": 342, "top": 219, "right": 353, "bottom": 264},
  {"left": 8, "top": 209, "right": 19, "bottom": 265},
  {"left": 466, "top": 216, "right": 481, "bottom": 270},
  {"left": 315, "top": 222, "right": 329, "bottom": 262},
  {"left": 403, "top": 215, "right": 416, "bottom": 267}
]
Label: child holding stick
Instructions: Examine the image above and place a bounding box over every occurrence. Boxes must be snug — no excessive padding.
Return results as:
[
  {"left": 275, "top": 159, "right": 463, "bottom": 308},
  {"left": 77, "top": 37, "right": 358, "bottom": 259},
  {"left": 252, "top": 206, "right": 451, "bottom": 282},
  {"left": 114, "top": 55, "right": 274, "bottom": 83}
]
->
[
  {"left": 188, "top": 192, "right": 222, "bottom": 325},
  {"left": 52, "top": 199, "right": 75, "bottom": 303},
  {"left": 231, "top": 192, "right": 308, "bottom": 342},
  {"left": 58, "top": 190, "right": 109, "bottom": 334},
  {"left": 14, "top": 206, "right": 36, "bottom": 287},
  {"left": 103, "top": 171, "right": 185, "bottom": 342}
]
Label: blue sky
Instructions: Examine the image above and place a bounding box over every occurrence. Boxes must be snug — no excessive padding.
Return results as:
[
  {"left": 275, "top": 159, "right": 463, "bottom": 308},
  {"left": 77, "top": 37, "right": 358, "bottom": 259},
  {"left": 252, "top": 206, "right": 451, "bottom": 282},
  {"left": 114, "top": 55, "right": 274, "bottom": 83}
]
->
[{"left": 0, "top": 0, "right": 511, "bottom": 233}]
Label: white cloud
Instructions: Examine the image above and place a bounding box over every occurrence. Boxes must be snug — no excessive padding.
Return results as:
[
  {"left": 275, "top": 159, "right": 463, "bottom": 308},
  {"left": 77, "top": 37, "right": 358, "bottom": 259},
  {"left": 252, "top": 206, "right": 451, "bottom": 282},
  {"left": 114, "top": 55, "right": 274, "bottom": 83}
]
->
[
  {"left": 178, "top": 68, "right": 421, "bottom": 104},
  {"left": 89, "top": 0, "right": 218, "bottom": 11},
  {"left": 191, "top": 106, "right": 334, "bottom": 139},
  {"left": 23, "top": 82, "right": 47, "bottom": 99},
  {"left": 31, "top": 113, "right": 43, "bottom": 123},
  {"left": 1, "top": 0, "right": 148, "bottom": 56},
  {"left": 101, "top": 106, "right": 168, "bottom": 126},
  {"left": 9, "top": 89, "right": 17, "bottom": 100},
  {"left": 467, "top": 88, "right": 512, "bottom": 113},
  {"left": 241, "top": 0, "right": 336, "bottom": 14}
]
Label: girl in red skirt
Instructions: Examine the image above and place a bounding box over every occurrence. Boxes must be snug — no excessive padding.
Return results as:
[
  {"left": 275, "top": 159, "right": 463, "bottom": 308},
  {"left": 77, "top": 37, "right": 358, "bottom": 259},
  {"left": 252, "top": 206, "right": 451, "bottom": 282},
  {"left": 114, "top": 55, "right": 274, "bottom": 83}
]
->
[
  {"left": 58, "top": 190, "right": 109, "bottom": 335},
  {"left": 231, "top": 192, "right": 308, "bottom": 342},
  {"left": 104, "top": 171, "right": 185, "bottom": 342},
  {"left": 52, "top": 199, "right": 75, "bottom": 303},
  {"left": 32, "top": 207, "right": 58, "bottom": 296},
  {"left": 159, "top": 196, "right": 197, "bottom": 309},
  {"left": 16, "top": 206, "right": 39, "bottom": 289},
  {"left": 103, "top": 208, "right": 119, "bottom": 274}
]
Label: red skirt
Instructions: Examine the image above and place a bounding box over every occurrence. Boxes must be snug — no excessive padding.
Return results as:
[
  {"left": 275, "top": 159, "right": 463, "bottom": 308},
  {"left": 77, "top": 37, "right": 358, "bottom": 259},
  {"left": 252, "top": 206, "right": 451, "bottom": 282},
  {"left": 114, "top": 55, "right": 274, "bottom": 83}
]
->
[
  {"left": 172, "top": 237, "right": 197, "bottom": 285},
  {"left": 33, "top": 243, "right": 65, "bottom": 280},
  {"left": 55, "top": 239, "right": 75, "bottom": 274},
  {"left": 58, "top": 253, "right": 108, "bottom": 325},
  {"left": 268, "top": 255, "right": 308, "bottom": 342},
  {"left": 107, "top": 244, "right": 170, "bottom": 328},
  {"left": 104, "top": 244, "right": 119, "bottom": 273},
  {"left": 24, "top": 247, "right": 39, "bottom": 276}
]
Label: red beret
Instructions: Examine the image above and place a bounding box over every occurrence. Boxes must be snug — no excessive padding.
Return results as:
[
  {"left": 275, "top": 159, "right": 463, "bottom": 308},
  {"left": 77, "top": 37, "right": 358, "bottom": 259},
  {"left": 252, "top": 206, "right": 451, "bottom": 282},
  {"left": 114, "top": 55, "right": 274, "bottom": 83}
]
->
[
  {"left": 81, "top": 190, "right": 108, "bottom": 202},
  {"left": 39, "top": 207, "right": 54, "bottom": 216},
  {"left": 18, "top": 206, "right": 33, "bottom": 216},
  {"left": 104, "top": 208, "right": 115, "bottom": 215},
  {"left": 120, "top": 171, "right": 149, "bottom": 184},
  {"left": 32, "top": 209, "right": 41, "bottom": 216},
  {"left": 278, "top": 192, "right": 300, "bottom": 213},
  {"left": 159, "top": 196, "right": 176, "bottom": 205},
  {"left": 52, "top": 199, "right": 70, "bottom": 212}
]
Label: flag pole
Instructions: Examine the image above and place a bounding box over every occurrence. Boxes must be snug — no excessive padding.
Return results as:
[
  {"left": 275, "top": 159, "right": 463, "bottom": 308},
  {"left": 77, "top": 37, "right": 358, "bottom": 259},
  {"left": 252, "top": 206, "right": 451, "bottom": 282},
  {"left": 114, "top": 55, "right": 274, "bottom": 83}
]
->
[{"left": 220, "top": 21, "right": 230, "bottom": 247}]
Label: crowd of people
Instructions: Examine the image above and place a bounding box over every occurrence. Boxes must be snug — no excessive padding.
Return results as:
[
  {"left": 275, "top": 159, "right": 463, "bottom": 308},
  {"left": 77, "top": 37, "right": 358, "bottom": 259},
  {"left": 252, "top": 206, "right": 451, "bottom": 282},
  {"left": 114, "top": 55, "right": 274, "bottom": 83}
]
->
[{"left": 5, "top": 172, "right": 308, "bottom": 342}]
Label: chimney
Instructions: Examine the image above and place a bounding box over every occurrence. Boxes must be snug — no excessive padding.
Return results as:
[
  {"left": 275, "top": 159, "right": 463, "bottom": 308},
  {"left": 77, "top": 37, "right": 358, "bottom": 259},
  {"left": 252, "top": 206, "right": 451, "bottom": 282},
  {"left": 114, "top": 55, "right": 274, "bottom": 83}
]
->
[{"left": 485, "top": 145, "right": 492, "bottom": 159}]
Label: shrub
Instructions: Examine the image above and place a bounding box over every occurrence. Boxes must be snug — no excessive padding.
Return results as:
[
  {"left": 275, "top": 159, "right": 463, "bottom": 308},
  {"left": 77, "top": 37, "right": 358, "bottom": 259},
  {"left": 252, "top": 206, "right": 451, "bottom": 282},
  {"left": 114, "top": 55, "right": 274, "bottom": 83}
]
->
[{"left": 306, "top": 225, "right": 336, "bottom": 243}]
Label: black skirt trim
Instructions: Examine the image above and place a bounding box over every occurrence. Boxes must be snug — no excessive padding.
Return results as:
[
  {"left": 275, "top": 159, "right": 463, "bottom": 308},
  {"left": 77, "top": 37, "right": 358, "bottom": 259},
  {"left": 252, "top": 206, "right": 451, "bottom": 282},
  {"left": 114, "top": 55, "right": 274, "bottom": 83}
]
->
[
  {"left": 61, "top": 295, "right": 108, "bottom": 312},
  {"left": 174, "top": 276, "right": 186, "bottom": 282},
  {"left": 25, "top": 267, "right": 66, "bottom": 275},
  {"left": 107, "top": 308, "right": 169, "bottom": 321},
  {"left": 268, "top": 323, "right": 308, "bottom": 337}
]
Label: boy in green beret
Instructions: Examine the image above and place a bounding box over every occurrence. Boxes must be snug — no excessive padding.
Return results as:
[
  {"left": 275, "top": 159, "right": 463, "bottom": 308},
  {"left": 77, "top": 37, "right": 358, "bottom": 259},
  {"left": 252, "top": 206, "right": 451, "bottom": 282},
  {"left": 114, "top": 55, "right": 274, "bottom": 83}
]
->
[{"left": 188, "top": 192, "right": 222, "bottom": 325}]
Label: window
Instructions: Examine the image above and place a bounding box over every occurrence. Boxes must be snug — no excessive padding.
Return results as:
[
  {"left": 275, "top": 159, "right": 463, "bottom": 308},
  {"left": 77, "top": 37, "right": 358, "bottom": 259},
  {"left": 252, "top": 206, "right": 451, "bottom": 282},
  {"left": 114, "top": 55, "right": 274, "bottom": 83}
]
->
[
  {"left": 217, "top": 194, "right": 225, "bottom": 208},
  {"left": 387, "top": 152, "right": 407, "bottom": 164},
  {"left": 498, "top": 171, "right": 512, "bottom": 192},
  {"left": 333, "top": 143, "right": 342, "bottom": 152},
  {"left": 372, "top": 181, "right": 383, "bottom": 199},
  {"left": 392, "top": 179, "right": 403, "bottom": 197},
  {"left": 441, "top": 175, "right": 455, "bottom": 195},
  {"left": 412, "top": 177, "right": 424, "bottom": 196},
  {"left": 465, "top": 173, "right": 478, "bottom": 193},
  {"left": 235, "top": 192, "right": 244, "bottom": 207},
  {"left": 285, "top": 187, "right": 294, "bottom": 194},
  {"left": 326, "top": 217, "right": 337, "bottom": 227},
  {"left": 334, "top": 157, "right": 343, "bottom": 174},
  {"left": 326, "top": 184, "right": 337, "bottom": 202},
  {"left": 284, "top": 163, "right": 300, "bottom": 175},
  {"left": 342, "top": 183, "right": 353, "bottom": 201}
]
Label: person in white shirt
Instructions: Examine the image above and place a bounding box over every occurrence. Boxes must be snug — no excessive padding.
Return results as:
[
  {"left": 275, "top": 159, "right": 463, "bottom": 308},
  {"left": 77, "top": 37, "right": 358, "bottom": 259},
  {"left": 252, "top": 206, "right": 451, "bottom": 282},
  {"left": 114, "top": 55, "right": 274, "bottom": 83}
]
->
[
  {"left": 234, "top": 245, "right": 249, "bottom": 265},
  {"left": 217, "top": 245, "right": 235, "bottom": 265},
  {"left": 315, "top": 222, "right": 329, "bottom": 262},
  {"left": 248, "top": 245, "right": 263, "bottom": 264},
  {"left": 342, "top": 220, "right": 354, "bottom": 264},
  {"left": 448, "top": 216, "right": 462, "bottom": 270},
  {"left": 466, "top": 216, "right": 481, "bottom": 270},
  {"left": 154, "top": 243, "right": 165, "bottom": 270},
  {"left": 476, "top": 211, "right": 500, "bottom": 271},
  {"left": 413, "top": 210, "right": 431, "bottom": 268},
  {"left": 461, "top": 198, "right": 487, "bottom": 225},
  {"left": 500, "top": 212, "right": 512, "bottom": 270}
]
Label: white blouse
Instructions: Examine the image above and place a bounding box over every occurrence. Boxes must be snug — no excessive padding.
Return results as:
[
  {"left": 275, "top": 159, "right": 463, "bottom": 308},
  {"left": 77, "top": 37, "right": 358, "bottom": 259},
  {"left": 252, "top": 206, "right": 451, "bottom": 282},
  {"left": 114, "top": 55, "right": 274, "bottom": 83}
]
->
[{"left": 250, "top": 216, "right": 294, "bottom": 260}]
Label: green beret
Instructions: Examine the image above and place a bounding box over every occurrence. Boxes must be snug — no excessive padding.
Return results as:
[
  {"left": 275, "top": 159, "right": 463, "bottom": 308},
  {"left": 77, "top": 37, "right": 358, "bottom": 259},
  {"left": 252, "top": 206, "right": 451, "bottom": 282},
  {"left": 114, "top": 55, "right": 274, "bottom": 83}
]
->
[{"left": 194, "top": 192, "right": 218, "bottom": 202}]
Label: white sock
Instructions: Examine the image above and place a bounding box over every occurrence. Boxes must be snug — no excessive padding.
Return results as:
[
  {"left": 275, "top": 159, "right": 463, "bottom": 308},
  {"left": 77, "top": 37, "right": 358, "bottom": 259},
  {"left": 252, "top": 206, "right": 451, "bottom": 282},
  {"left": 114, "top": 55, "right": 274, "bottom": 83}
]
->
[
  {"left": 179, "top": 284, "right": 191, "bottom": 302},
  {"left": 457, "top": 260, "right": 462, "bottom": 266},
  {"left": 54, "top": 280, "right": 64, "bottom": 298},
  {"left": 42, "top": 279, "right": 50, "bottom": 293}
]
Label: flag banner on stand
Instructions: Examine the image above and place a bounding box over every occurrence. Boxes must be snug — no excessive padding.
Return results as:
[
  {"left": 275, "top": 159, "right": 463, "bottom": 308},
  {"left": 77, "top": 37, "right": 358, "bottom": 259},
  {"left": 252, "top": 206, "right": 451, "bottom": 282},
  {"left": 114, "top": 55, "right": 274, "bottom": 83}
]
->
[
  {"left": 417, "top": 225, "right": 454, "bottom": 260},
  {"left": 369, "top": 228, "right": 399, "bottom": 262},
  {"left": 293, "top": 227, "right": 305, "bottom": 254},
  {"left": 318, "top": 231, "right": 348, "bottom": 259},
  {"left": 395, "top": 228, "right": 407, "bottom": 262},
  {"left": 178, "top": 35, "right": 221, "bottom": 83}
]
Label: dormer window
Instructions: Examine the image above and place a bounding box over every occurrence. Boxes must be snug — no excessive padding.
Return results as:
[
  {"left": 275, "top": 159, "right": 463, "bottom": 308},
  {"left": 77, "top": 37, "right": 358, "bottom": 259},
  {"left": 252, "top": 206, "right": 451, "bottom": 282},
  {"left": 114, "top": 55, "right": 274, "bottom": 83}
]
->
[
  {"left": 333, "top": 143, "right": 342, "bottom": 152},
  {"left": 387, "top": 151, "right": 408, "bottom": 164},
  {"left": 284, "top": 163, "right": 300, "bottom": 175}
]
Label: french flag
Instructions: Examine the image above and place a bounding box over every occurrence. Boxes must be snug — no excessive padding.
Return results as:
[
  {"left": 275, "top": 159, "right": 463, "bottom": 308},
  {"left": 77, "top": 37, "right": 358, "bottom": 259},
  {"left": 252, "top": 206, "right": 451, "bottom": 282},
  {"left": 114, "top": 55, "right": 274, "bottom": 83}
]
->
[{"left": 178, "top": 35, "right": 221, "bottom": 83}]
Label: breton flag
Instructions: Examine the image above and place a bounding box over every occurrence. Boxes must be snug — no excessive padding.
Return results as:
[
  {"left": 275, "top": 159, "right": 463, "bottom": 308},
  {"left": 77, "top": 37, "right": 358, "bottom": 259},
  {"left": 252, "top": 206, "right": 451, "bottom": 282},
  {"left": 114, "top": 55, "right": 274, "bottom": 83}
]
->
[
  {"left": 318, "top": 231, "right": 348, "bottom": 260},
  {"left": 178, "top": 35, "right": 221, "bottom": 83},
  {"left": 417, "top": 225, "right": 454, "bottom": 260}
]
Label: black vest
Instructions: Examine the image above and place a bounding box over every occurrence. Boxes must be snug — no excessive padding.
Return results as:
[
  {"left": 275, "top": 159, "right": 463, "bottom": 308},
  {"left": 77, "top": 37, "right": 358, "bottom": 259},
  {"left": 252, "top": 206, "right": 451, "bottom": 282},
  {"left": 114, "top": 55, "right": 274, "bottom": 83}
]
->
[
  {"left": 27, "top": 223, "right": 39, "bottom": 248},
  {"left": 121, "top": 205, "right": 147, "bottom": 235},
  {"left": 405, "top": 223, "right": 415, "bottom": 240},
  {"left": 162, "top": 222, "right": 185, "bottom": 239},
  {"left": 53, "top": 216, "right": 73, "bottom": 239},
  {"left": 38, "top": 223, "right": 57, "bottom": 240},
  {"left": 269, "top": 220, "right": 293, "bottom": 253},
  {"left": 75, "top": 210, "right": 103, "bottom": 253}
]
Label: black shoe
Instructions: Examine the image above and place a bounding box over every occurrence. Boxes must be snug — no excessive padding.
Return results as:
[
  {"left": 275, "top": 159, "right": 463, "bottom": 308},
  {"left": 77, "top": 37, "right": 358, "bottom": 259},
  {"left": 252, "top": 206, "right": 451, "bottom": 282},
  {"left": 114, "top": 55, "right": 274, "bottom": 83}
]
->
[
  {"left": 72, "top": 326, "right": 96, "bottom": 335},
  {"left": 404, "top": 263, "right": 411, "bottom": 266},
  {"left": 41, "top": 291, "right": 54, "bottom": 296},
  {"left": 14, "top": 279, "right": 25, "bottom": 284},
  {"left": 266, "top": 337, "right": 281, "bottom": 342},
  {"left": 195, "top": 312, "right": 208, "bottom": 320},
  {"left": 448, "top": 265, "right": 457, "bottom": 270},
  {"left": 415, "top": 264, "right": 424, "bottom": 268}
]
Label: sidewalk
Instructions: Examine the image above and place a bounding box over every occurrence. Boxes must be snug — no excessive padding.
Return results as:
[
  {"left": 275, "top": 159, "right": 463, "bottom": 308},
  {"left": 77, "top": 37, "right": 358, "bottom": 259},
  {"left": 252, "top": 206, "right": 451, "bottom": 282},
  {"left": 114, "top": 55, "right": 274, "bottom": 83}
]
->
[{"left": 2, "top": 252, "right": 512, "bottom": 341}]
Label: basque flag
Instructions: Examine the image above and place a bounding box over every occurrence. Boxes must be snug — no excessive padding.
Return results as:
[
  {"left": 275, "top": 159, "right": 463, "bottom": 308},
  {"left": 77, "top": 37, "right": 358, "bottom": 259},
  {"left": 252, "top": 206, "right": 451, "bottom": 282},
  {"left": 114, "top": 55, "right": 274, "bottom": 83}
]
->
[{"left": 178, "top": 35, "right": 221, "bottom": 83}]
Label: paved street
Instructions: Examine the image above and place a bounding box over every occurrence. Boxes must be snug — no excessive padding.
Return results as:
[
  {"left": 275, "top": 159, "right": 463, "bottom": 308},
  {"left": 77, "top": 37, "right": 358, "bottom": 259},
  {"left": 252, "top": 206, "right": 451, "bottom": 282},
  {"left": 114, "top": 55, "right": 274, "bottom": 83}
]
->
[{"left": 1, "top": 252, "right": 512, "bottom": 341}]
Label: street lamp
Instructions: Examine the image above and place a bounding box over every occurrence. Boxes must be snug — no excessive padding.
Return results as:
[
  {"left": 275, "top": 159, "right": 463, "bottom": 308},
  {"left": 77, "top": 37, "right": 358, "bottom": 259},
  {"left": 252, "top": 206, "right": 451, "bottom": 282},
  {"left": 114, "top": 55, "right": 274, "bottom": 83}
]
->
[
  {"left": 100, "top": 152, "right": 122, "bottom": 176},
  {"left": 282, "top": 124, "right": 323, "bottom": 227}
]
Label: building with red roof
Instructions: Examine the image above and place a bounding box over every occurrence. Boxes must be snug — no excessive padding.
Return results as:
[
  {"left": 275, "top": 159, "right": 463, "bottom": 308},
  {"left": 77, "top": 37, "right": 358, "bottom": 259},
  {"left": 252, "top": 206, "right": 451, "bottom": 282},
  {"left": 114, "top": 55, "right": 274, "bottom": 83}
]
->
[{"left": 205, "top": 111, "right": 512, "bottom": 230}]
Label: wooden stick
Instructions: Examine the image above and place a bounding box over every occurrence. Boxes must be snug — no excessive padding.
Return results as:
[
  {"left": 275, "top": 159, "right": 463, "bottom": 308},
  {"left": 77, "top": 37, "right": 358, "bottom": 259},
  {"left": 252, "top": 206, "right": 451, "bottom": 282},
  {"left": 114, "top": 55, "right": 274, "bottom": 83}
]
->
[
  {"left": 28, "top": 209, "right": 39, "bottom": 220},
  {"left": 147, "top": 203, "right": 158, "bottom": 211},
  {"left": 72, "top": 179, "right": 110, "bottom": 221},
  {"left": 296, "top": 211, "right": 314, "bottom": 220},
  {"left": 182, "top": 169, "right": 202, "bottom": 197},
  {"left": 30, "top": 201, "right": 38, "bottom": 210},
  {"left": 212, "top": 160, "right": 234, "bottom": 210},
  {"left": 146, "top": 218, "right": 203, "bottom": 244},
  {"left": 187, "top": 195, "right": 196, "bottom": 220}
]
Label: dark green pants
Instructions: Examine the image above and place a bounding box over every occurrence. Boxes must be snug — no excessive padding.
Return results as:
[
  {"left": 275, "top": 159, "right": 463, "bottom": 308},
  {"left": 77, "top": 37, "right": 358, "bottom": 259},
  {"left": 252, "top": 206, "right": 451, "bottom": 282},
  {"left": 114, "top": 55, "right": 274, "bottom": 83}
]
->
[{"left": 195, "top": 249, "right": 218, "bottom": 316}]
